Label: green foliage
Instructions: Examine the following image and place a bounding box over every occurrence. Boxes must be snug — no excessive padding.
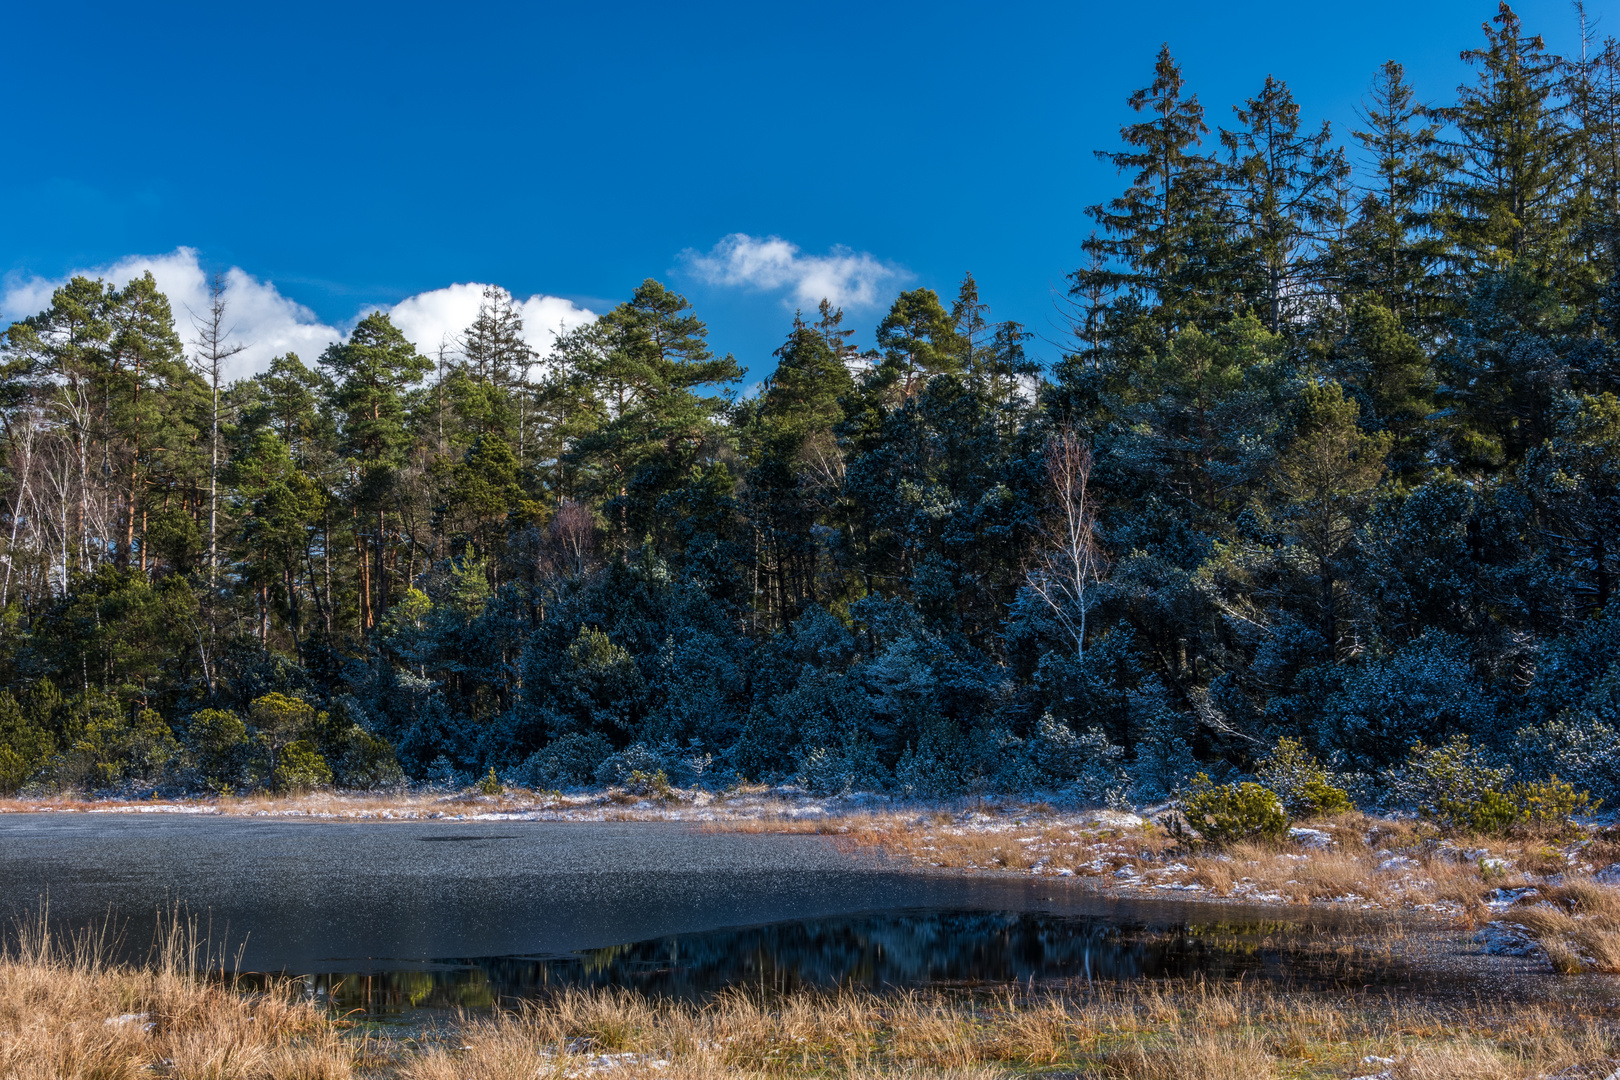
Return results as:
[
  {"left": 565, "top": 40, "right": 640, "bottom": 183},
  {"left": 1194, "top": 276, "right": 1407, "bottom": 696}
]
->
[
  {"left": 273, "top": 739, "right": 333, "bottom": 792},
  {"left": 0, "top": 691, "right": 54, "bottom": 794},
  {"left": 1179, "top": 773, "right": 1290, "bottom": 846},
  {"left": 61, "top": 698, "right": 181, "bottom": 789},
  {"left": 1393, "top": 735, "right": 1512, "bottom": 831},
  {"left": 1509, "top": 776, "right": 1597, "bottom": 832},
  {"left": 188, "top": 708, "right": 249, "bottom": 787},
  {"left": 7, "top": 18, "right": 1620, "bottom": 805},
  {"left": 477, "top": 767, "right": 503, "bottom": 796},
  {"left": 1394, "top": 737, "right": 1596, "bottom": 835},
  {"left": 1256, "top": 737, "right": 1353, "bottom": 818},
  {"left": 248, "top": 693, "right": 319, "bottom": 785}
]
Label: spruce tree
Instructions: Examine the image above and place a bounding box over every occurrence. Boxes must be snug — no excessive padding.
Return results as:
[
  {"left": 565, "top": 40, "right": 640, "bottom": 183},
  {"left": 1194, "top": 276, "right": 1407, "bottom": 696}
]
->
[
  {"left": 1345, "top": 61, "right": 1452, "bottom": 334},
  {"left": 1219, "top": 75, "right": 1349, "bottom": 334},
  {"left": 1077, "top": 44, "right": 1225, "bottom": 337},
  {"left": 1433, "top": 3, "right": 1583, "bottom": 293}
]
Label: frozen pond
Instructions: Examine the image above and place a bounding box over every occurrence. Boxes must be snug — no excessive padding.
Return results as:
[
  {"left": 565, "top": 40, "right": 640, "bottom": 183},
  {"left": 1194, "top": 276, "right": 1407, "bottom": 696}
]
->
[{"left": 0, "top": 814, "right": 1390, "bottom": 1015}]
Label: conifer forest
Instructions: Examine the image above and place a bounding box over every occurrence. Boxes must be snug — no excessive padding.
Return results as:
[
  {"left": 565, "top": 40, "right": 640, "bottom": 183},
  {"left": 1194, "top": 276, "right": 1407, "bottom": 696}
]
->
[{"left": 4, "top": 4, "right": 1620, "bottom": 806}]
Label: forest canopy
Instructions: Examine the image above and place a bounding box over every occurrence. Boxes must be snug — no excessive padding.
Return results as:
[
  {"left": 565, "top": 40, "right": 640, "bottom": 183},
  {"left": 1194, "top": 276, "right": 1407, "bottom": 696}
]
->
[{"left": 2, "top": 3, "right": 1618, "bottom": 807}]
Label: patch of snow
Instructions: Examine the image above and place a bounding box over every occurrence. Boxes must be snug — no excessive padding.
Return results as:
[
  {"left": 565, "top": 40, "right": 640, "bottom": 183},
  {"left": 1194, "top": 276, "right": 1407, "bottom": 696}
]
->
[
  {"left": 1288, "top": 827, "right": 1334, "bottom": 849},
  {"left": 105, "top": 1012, "right": 155, "bottom": 1032},
  {"left": 1473, "top": 921, "right": 1543, "bottom": 958}
]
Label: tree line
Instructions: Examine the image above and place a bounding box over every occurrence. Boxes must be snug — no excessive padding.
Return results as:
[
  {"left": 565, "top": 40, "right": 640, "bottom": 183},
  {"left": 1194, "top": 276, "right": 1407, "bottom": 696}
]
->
[{"left": 1, "top": 2, "right": 1617, "bottom": 805}]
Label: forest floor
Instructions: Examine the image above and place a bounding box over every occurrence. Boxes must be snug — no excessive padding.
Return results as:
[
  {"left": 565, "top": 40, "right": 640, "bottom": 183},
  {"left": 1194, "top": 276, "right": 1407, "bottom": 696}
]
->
[{"left": 5, "top": 785, "right": 1620, "bottom": 976}]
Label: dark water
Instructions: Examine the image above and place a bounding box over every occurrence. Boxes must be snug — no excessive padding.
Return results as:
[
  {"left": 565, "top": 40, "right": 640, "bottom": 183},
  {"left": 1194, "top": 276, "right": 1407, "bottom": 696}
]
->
[
  {"left": 0, "top": 814, "right": 1391, "bottom": 1018},
  {"left": 275, "top": 909, "right": 1395, "bottom": 1019}
]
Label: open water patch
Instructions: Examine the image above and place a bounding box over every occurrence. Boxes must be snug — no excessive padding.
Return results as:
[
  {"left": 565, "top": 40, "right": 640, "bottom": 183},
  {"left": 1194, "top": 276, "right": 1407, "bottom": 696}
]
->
[{"left": 263, "top": 907, "right": 1404, "bottom": 1020}]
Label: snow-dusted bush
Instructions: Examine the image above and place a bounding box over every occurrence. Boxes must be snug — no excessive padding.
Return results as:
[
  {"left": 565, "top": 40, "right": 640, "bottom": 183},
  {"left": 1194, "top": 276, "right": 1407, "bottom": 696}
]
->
[
  {"left": 1516, "top": 665, "right": 1620, "bottom": 805},
  {"left": 1026, "top": 713, "right": 1130, "bottom": 805},
  {"left": 515, "top": 732, "right": 614, "bottom": 789},
  {"left": 1318, "top": 633, "right": 1496, "bottom": 769},
  {"left": 1256, "top": 737, "right": 1352, "bottom": 818},
  {"left": 594, "top": 739, "right": 715, "bottom": 788},
  {"left": 1127, "top": 677, "right": 1197, "bottom": 801}
]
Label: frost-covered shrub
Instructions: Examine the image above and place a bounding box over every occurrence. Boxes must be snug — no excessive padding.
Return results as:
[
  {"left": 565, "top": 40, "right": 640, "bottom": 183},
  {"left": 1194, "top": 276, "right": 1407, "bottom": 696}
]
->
[
  {"left": 1516, "top": 666, "right": 1620, "bottom": 804},
  {"left": 1319, "top": 634, "right": 1495, "bottom": 769},
  {"left": 893, "top": 714, "right": 971, "bottom": 797},
  {"left": 516, "top": 731, "right": 613, "bottom": 789},
  {"left": 595, "top": 740, "right": 713, "bottom": 788},
  {"left": 1178, "top": 774, "right": 1289, "bottom": 846},
  {"left": 795, "top": 742, "right": 885, "bottom": 796},
  {"left": 1256, "top": 737, "right": 1352, "bottom": 818},
  {"left": 1127, "top": 678, "right": 1196, "bottom": 801},
  {"left": 1026, "top": 714, "right": 1129, "bottom": 805},
  {"left": 624, "top": 768, "right": 672, "bottom": 800},
  {"left": 735, "top": 671, "right": 871, "bottom": 783}
]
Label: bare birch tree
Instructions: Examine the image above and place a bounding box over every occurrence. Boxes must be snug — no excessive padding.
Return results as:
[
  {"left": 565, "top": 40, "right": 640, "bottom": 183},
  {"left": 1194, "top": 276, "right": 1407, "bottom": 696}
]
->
[{"left": 1027, "top": 425, "right": 1108, "bottom": 657}]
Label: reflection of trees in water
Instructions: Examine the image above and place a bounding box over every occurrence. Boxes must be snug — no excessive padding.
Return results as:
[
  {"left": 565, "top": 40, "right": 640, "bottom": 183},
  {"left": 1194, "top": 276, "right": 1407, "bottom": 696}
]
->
[{"left": 295, "top": 911, "right": 1379, "bottom": 1016}]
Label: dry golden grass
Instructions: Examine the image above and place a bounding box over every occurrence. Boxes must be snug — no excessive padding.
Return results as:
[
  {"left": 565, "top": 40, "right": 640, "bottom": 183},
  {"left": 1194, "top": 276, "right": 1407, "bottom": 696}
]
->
[
  {"left": 398, "top": 981, "right": 1618, "bottom": 1080},
  {"left": 3, "top": 924, "right": 1617, "bottom": 1080},
  {"left": 0, "top": 912, "right": 362, "bottom": 1080}
]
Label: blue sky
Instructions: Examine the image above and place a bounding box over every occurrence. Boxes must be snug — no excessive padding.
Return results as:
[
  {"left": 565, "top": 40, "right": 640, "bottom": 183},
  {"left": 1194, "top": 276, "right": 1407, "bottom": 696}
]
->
[{"left": 0, "top": 0, "right": 1602, "bottom": 385}]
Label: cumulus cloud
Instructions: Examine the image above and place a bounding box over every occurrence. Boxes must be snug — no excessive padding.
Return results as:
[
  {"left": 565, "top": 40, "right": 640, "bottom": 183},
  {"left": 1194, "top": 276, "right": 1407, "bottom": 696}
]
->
[
  {"left": 1, "top": 247, "right": 340, "bottom": 383},
  {"left": 680, "top": 233, "right": 907, "bottom": 310},
  {"left": 1, "top": 248, "right": 596, "bottom": 383},
  {"left": 382, "top": 282, "right": 594, "bottom": 369}
]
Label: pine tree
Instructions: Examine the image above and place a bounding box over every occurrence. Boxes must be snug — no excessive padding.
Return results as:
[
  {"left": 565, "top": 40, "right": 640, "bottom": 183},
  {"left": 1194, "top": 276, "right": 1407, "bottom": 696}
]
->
[
  {"left": 875, "top": 288, "right": 959, "bottom": 398},
  {"left": 320, "top": 312, "right": 431, "bottom": 628},
  {"left": 565, "top": 279, "right": 741, "bottom": 550}
]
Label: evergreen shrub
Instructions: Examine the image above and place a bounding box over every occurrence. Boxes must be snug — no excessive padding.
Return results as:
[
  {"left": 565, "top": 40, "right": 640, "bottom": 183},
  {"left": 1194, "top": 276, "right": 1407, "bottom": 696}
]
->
[
  {"left": 274, "top": 739, "right": 333, "bottom": 791},
  {"left": 1179, "top": 773, "right": 1289, "bottom": 846},
  {"left": 1256, "top": 737, "right": 1352, "bottom": 818}
]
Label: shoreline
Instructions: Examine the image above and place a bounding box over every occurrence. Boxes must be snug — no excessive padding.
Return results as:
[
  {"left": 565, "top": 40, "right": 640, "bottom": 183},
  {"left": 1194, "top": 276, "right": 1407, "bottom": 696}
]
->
[{"left": 4, "top": 787, "right": 1618, "bottom": 971}]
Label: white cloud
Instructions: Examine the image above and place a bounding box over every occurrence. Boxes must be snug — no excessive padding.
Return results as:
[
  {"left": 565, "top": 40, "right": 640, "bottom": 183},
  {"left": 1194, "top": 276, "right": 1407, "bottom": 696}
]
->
[
  {"left": 382, "top": 282, "right": 594, "bottom": 369},
  {"left": 1, "top": 247, "right": 340, "bottom": 383},
  {"left": 680, "top": 233, "right": 906, "bottom": 310},
  {"left": 1, "top": 248, "right": 597, "bottom": 383}
]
